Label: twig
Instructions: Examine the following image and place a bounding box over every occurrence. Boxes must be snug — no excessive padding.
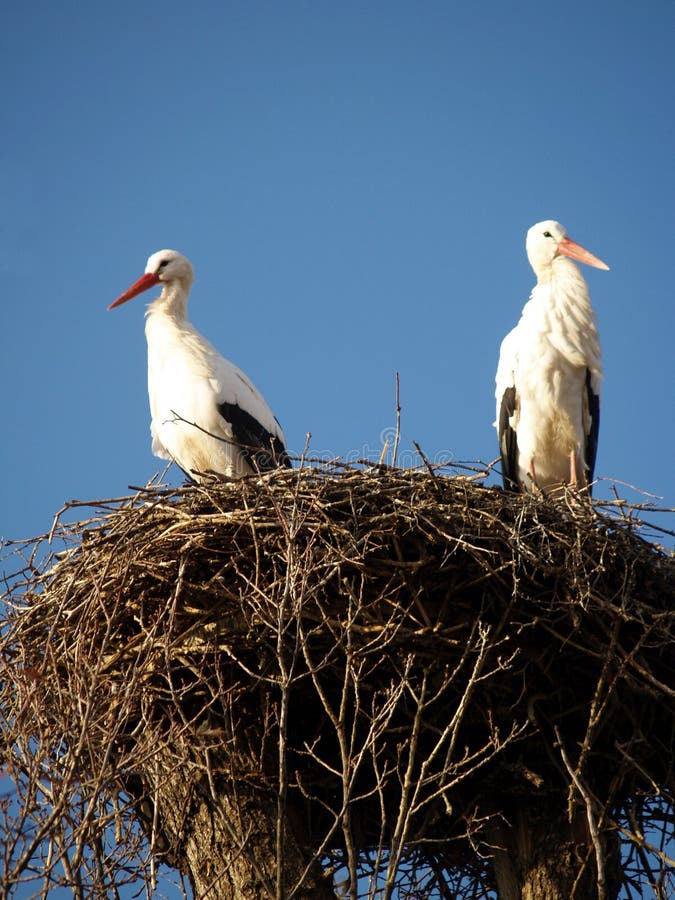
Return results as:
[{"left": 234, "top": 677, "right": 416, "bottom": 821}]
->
[
  {"left": 392, "top": 371, "right": 401, "bottom": 468},
  {"left": 555, "top": 726, "right": 607, "bottom": 900}
]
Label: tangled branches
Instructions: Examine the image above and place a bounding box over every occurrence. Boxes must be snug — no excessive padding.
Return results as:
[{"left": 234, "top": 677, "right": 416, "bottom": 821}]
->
[{"left": 1, "top": 463, "right": 673, "bottom": 898}]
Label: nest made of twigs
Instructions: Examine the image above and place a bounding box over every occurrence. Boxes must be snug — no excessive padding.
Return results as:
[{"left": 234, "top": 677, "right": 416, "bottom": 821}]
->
[{"left": 2, "top": 462, "right": 674, "bottom": 896}]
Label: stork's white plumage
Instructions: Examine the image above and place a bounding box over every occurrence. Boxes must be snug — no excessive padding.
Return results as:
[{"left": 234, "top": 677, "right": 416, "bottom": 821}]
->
[
  {"left": 109, "top": 249, "right": 289, "bottom": 480},
  {"left": 495, "top": 221, "right": 609, "bottom": 494}
]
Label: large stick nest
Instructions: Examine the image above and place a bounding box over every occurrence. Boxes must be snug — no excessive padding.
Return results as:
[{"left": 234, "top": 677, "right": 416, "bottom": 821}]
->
[{"left": 2, "top": 463, "right": 674, "bottom": 895}]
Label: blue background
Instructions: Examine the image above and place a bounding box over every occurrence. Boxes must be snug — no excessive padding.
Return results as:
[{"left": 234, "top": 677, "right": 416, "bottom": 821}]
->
[{"left": 3, "top": 1, "right": 673, "bottom": 547}]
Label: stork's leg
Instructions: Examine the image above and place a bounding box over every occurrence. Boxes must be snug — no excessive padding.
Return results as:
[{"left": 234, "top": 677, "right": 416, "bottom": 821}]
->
[
  {"left": 569, "top": 450, "right": 579, "bottom": 489},
  {"left": 527, "top": 458, "right": 540, "bottom": 493}
]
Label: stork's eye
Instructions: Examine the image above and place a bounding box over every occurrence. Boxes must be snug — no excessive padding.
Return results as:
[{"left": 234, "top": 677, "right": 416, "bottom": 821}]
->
[
  {"left": 158, "top": 260, "right": 170, "bottom": 270},
  {"left": 543, "top": 231, "right": 553, "bottom": 238}
]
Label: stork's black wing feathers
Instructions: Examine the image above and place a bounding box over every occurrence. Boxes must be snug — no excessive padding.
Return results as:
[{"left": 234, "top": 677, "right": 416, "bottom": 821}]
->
[
  {"left": 498, "top": 386, "right": 520, "bottom": 492},
  {"left": 218, "top": 401, "right": 291, "bottom": 472},
  {"left": 585, "top": 368, "right": 600, "bottom": 494}
]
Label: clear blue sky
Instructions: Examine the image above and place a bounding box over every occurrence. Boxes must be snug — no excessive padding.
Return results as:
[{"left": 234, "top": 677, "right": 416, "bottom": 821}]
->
[{"left": 2, "top": 0, "right": 674, "bottom": 549}]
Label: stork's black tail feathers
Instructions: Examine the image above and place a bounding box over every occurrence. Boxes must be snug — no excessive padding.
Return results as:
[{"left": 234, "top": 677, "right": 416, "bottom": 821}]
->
[{"left": 217, "top": 401, "right": 291, "bottom": 473}]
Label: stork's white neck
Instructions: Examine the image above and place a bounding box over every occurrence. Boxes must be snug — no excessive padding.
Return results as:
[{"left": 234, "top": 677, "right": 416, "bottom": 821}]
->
[
  {"left": 533, "top": 254, "right": 579, "bottom": 286},
  {"left": 535, "top": 257, "right": 592, "bottom": 313},
  {"left": 146, "top": 279, "right": 192, "bottom": 323}
]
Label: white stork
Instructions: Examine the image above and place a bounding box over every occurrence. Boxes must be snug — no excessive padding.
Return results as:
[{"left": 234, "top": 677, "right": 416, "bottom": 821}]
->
[
  {"left": 495, "top": 221, "right": 609, "bottom": 494},
  {"left": 109, "top": 249, "right": 290, "bottom": 480}
]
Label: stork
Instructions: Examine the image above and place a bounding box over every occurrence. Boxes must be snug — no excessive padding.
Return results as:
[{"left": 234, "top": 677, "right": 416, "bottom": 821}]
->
[
  {"left": 495, "top": 221, "right": 609, "bottom": 494},
  {"left": 109, "top": 249, "right": 290, "bottom": 480}
]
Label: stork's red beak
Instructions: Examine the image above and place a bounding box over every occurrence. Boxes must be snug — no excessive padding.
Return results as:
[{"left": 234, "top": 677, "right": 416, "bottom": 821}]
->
[
  {"left": 558, "top": 237, "right": 609, "bottom": 271},
  {"left": 108, "top": 271, "right": 161, "bottom": 310}
]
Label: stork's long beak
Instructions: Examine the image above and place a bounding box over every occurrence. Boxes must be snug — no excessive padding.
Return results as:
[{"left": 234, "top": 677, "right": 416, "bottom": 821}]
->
[
  {"left": 558, "top": 237, "right": 609, "bottom": 271},
  {"left": 108, "top": 272, "right": 161, "bottom": 310}
]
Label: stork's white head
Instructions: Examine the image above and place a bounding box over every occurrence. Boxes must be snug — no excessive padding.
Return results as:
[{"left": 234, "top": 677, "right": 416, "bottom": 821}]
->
[
  {"left": 526, "top": 220, "right": 609, "bottom": 282},
  {"left": 145, "top": 249, "right": 194, "bottom": 284},
  {"left": 109, "top": 249, "right": 194, "bottom": 310}
]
